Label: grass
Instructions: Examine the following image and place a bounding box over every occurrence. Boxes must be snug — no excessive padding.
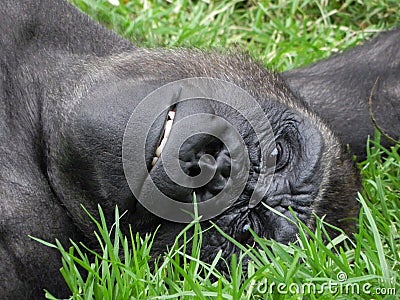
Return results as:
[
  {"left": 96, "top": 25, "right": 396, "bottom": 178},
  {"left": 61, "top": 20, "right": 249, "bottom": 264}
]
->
[
  {"left": 69, "top": 0, "right": 400, "bottom": 70},
  {"left": 38, "top": 138, "right": 400, "bottom": 299},
  {"left": 41, "top": 0, "right": 400, "bottom": 299}
]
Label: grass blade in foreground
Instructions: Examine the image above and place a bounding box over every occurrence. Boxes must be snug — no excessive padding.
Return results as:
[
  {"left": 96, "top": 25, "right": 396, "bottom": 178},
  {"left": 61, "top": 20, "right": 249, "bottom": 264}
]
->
[{"left": 35, "top": 138, "right": 399, "bottom": 299}]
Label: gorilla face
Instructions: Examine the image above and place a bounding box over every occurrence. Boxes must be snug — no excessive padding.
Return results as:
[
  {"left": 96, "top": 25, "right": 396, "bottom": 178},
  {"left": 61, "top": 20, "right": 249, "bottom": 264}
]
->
[{"left": 44, "top": 49, "right": 360, "bottom": 261}]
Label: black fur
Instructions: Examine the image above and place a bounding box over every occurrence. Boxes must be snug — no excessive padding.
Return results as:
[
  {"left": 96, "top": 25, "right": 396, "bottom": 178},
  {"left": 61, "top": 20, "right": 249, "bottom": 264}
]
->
[
  {"left": 3, "top": 0, "right": 396, "bottom": 298},
  {"left": 283, "top": 29, "right": 400, "bottom": 160}
]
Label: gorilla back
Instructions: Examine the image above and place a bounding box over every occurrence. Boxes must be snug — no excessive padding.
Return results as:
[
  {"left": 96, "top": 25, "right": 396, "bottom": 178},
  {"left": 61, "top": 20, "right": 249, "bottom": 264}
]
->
[{"left": 0, "top": 0, "right": 359, "bottom": 298}]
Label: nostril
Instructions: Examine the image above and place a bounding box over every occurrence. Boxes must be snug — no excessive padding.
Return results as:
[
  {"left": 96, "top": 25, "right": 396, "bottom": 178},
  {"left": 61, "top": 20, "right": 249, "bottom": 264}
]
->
[
  {"left": 236, "top": 224, "right": 253, "bottom": 244},
  {"left": 179, "top": 134, "right": 233, "bottom": 200},
  {"left": 187, "top": 164, "right": 201, "bottom": 177},
  {"left": 186, "top": 154, "right": 217, "bottom": 177}
]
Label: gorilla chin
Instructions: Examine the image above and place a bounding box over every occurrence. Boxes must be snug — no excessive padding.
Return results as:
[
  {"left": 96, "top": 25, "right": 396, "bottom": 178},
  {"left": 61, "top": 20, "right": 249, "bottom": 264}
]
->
[{"left": 0, "top": 0, "right": 360, "bottom": 297}]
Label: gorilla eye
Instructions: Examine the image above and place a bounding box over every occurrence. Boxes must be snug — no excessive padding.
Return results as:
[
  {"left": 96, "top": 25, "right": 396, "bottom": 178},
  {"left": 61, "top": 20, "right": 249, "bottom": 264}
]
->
[{"left": 270, "top": 141, "right": 290, "bottom": 172}]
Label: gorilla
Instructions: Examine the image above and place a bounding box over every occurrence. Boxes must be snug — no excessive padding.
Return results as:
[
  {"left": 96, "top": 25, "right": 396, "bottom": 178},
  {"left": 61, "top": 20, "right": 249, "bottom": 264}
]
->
[{"left": 0, "top": 0, "right": 397, "bottom": 298}]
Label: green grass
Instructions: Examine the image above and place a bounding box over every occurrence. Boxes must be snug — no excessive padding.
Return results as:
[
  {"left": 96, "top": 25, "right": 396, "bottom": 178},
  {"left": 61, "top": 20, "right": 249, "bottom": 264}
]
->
[
  {"left": 69, "top": 0, "right": 399, "bottom": 70},
  {"left": 38, "top": 138, "right": 400, "bottom": 299},
  {"left": 42, "top": 0, "right": 400, "bottom": 299}
]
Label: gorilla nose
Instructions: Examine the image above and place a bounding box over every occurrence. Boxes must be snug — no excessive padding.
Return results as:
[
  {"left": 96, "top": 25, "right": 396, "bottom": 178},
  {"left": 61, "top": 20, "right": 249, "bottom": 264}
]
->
[
  {"left": 147, "top": 112, "right": 249, "bottom": 207},
  {"left": 180, "top": 134, "right": 231, "bottom": 201}
]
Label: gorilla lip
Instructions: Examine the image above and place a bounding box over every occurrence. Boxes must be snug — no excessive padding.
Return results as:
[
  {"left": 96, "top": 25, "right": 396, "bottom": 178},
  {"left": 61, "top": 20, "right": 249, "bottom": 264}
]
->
[{"left": 151, "top": 107, "right": 176, "bottom": 167}]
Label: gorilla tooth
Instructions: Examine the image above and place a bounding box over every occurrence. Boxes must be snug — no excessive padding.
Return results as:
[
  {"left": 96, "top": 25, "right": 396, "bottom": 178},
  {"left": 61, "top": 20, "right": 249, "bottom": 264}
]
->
[
  {"left": 151, "top": 157, "right": 158, "bottom": 167},
  {"left": 155, "top": 139, "right": 165, "bottom": 157},
  {"left": 168, "top": 110, "right": 176, "bottom": 120},
  {"left": 155, "top": 109, "right": 176, "bottom": 159},
  {"left": 156, "top": 130, "right": 168, "bottom": 157},
  {"left": 164, "top": 120, "right": 173, "bottom": 139}
]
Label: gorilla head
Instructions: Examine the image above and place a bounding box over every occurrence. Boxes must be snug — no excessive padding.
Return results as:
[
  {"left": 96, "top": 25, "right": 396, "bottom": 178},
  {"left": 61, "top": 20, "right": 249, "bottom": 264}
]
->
[
  {"left": 0, "top": 0, "right": 360, "bottom": 297},
  {"left": 44, "top": 49, "right": 360, "bottom": 260}
]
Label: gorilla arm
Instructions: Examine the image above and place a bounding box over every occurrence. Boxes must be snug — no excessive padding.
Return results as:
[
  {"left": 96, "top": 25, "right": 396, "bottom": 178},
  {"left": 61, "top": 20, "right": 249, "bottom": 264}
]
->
[{"left": 283, "top": 29, "right": 400, "bottom": 160}]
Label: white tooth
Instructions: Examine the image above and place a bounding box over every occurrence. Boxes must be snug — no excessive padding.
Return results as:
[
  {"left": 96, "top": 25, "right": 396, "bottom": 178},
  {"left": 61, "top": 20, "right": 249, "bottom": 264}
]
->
[
  {"left": 155, "top": 110, "right": 175, "bottom": 158},
  {"left": 156, "top": 137, "right": 167, "bottom": 157},
  {"left": 164, "top": 120, "right": 173, "bottom": 138},
  {"left": 168, "top": 110, "right": 175, "bottom": 120},
  {"left": 156, "top": 145, "right": 161, "bottom": 157},
  {"left": 151, "top": 156, "right": 158, "bottom": 166},
  {"left": 160, "top": 137, "right": 167, "bottom": 151}
]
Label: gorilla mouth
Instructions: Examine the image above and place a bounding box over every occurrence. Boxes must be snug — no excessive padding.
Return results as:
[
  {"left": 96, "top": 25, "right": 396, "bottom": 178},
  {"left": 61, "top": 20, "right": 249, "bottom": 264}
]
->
[{"left": 151, "top": 106, "right": 177, "bottom": 168}]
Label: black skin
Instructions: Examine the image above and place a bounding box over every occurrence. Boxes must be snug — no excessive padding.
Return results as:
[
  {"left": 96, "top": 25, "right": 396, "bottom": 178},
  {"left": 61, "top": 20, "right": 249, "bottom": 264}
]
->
[
  {"left": 283, "top": 28, "right": 400, "bottom": 160},
  {"left": 0, "top": 0, "right": 377, "bottom": 298}
]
